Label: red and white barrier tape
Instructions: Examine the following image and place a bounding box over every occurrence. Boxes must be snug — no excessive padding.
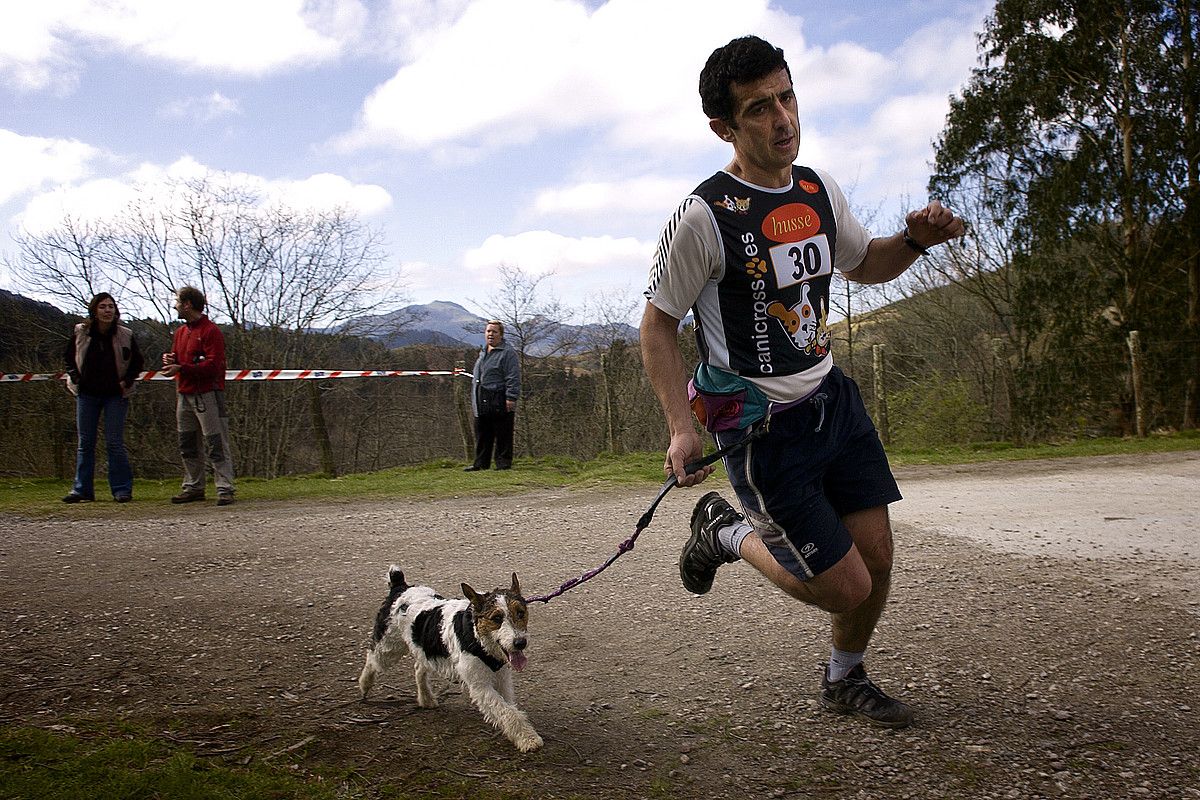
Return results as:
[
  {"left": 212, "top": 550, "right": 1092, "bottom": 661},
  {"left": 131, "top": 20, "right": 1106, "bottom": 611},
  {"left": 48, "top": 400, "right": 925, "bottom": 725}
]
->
[{"left": 1, "top": 368, "right": 468, "bottom": 383}]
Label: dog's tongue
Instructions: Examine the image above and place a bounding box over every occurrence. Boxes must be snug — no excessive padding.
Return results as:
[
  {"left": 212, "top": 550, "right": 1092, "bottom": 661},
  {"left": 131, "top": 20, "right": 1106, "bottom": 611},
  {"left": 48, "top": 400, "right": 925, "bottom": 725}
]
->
[{"left": 509, "top": 650, "right": 527, "bottom": 672}]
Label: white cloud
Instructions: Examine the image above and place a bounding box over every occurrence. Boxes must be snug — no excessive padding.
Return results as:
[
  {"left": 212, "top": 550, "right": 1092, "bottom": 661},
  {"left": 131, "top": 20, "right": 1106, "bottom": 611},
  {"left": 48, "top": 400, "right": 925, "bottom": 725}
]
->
[
  {"left": 270, "top": 173, "right": 393, "bottom": 216},
  {"left": 0, "top": 4, "right": 79, "bottom": 91},
  {"left": 531, "top": 176, "right": 693, "bottom": 219},
  {"left": 790, "top": 41, "right": 892, "bottom": 110},
  {"left": 338, "top": 0, "right": 804, "bottom": 153},
  {"left": 896, "top": 16, "right": 985, "bottom": 88},
  {"left": 159, "top": 91, "right": 241, "bottom": 122},
  {"left": 15, "top": 156, "right": 392, "bottom": 234},
  {"left": 0, "top": 129, "right": 100, "bottom": 206},
  {"left": 0, "top": 0, "right": 363, "bottom": 89},
  {"left": 458, "top": 229, "right": 654, "bottom": 312},
  {"left": 463, "top": 229, "right": 651, "bottom": 279}
]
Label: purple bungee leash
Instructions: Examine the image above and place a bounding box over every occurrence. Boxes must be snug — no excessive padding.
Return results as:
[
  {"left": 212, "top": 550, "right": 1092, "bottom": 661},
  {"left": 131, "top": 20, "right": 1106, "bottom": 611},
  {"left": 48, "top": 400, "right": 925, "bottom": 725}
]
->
[{"left": 525, "top": 419, "right": 769, "bottom": 604}]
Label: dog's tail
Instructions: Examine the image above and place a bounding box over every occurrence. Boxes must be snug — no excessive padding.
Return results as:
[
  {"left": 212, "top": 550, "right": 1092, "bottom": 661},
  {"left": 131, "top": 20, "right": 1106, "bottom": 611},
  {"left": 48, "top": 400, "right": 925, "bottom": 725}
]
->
[
  {"left": 371, "top": 565, "right": 410, "bottom": 645},
  {"left": 387, "top": 564, "right": 408, "bottom": 591}
]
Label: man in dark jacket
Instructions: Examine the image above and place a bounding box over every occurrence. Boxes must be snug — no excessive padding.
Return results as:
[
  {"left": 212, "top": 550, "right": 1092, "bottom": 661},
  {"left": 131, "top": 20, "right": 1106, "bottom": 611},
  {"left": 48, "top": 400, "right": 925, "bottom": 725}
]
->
[{"left": 465, "top": 320, "right": 521, "bottom": 471}]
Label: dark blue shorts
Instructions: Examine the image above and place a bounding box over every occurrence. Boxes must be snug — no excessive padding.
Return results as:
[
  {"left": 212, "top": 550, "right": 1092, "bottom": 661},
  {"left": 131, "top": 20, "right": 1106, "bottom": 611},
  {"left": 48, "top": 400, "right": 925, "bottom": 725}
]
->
[{"left": 715, "top": 366, "right": 901, "bottom": 580}]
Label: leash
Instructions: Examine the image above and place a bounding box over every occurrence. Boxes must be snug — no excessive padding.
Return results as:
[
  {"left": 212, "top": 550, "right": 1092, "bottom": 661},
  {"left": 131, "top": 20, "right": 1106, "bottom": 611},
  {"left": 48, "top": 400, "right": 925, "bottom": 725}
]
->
[{"left": 525, "top": 418, "right": 770, "bottom": 604}]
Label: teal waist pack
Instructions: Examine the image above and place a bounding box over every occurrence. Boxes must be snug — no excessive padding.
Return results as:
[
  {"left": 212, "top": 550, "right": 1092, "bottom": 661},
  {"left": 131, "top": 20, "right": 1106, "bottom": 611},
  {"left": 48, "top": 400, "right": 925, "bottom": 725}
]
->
[{"left": 688, "top": 363, "right": 770, "bottom": 433}]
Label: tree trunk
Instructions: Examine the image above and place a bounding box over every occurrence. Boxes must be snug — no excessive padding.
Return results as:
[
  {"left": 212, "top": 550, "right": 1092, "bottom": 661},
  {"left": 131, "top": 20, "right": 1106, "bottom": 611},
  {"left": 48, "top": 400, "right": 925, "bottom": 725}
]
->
[
  {"left": 1181, "top": 0, "right": 1200, "bottom": 428},
  {"left": 1128, "top": 330, "right": 1146, "bottom": 437}
]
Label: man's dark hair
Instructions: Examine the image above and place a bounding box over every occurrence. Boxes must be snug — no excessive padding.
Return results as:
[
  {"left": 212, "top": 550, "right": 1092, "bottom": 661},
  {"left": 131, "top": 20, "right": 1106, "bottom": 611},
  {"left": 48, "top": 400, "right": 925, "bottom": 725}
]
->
[
  {"left": 87, "top": 292, "right": 120, "bottom": 323},
  {"left": 699, "top": 35, "right": 791, "bottom": 123},
  {"left": 178, "top": 285, "right": 207, "bottom": 314}
]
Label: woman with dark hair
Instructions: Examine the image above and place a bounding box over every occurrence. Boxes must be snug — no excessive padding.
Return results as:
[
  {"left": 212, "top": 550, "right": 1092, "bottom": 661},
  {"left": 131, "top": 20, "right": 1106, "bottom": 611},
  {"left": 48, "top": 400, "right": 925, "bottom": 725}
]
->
[{"left": 62, "top": 293, "right": 144, "bottom": 503}]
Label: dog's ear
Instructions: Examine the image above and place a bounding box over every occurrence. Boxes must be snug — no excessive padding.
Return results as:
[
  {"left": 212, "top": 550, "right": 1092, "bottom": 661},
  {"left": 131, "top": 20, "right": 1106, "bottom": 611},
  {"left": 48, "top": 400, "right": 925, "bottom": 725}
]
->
[
  {"left": 462, "top": 582, "right": 481, "bottom": 607},
  {"left": 510, "top": 572, "right": 521, "bottom": 596}
]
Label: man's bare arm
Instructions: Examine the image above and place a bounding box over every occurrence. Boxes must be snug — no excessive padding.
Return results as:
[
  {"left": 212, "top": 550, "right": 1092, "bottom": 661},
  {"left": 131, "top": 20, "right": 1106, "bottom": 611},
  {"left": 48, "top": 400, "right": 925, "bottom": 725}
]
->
[
  {"left": 849, "top": 200, "right": 966, "bottom": 285},
  {"left": 639, "top": 301, "right": 713, "bottom": 487}
]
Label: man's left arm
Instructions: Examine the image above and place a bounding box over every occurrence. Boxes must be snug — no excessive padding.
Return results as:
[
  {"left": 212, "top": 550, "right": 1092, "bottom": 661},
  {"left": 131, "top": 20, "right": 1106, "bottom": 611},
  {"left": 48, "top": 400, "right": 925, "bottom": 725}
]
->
[
  {"left": 504, "top": 349, "right": 520, "bottom": 412},
  {"left": 847, "top": 200, "right": 966, "bottom": 285}
]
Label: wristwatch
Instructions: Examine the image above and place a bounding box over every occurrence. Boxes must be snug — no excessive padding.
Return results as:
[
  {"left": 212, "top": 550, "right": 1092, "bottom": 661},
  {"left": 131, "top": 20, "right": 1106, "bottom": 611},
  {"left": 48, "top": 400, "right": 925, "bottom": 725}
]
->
[{"left": 902, "top": 230, "right": 930, "bottom": 256}]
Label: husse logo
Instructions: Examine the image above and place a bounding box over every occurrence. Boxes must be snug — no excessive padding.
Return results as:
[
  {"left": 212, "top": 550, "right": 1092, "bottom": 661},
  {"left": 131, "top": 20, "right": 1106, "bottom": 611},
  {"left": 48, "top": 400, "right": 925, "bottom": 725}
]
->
[{"left": 762, "top": 203, "right": 820, "bottom": 243}]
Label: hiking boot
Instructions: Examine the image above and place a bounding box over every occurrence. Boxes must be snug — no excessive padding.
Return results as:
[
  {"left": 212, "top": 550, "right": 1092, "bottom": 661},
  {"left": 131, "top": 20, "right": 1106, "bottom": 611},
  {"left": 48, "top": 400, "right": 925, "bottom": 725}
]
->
[
  {"left": 820, "top": 663, "right": 914, "bottom": 729},
  {"left": 171, "top": 489, "right": 205, "bottom": 504},
  {"left": 216, "top": 492, "right": 235, "bottom": 507},
  {"left": 114, "top": 494, "right": 132, "bottom": 503},
  {"left": 62, "top": 492, "right": 93, "bottom": 504},
  {"left": 680, "top": 491, "right": 743, "bottom": 595}
]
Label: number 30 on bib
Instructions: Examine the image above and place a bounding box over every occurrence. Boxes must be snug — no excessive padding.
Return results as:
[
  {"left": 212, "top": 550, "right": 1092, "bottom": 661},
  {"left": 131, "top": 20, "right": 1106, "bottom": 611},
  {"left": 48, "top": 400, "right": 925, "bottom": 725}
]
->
[{"left": 768, "top": 233, "right": 831, "bottom": 290}]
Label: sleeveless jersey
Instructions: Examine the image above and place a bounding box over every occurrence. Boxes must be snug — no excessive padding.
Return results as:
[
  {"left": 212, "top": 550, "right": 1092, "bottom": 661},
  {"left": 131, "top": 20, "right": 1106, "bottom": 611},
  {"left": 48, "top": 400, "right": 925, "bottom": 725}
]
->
[{"left": 691, "top": 165, "right": 837, "bottom": 379}]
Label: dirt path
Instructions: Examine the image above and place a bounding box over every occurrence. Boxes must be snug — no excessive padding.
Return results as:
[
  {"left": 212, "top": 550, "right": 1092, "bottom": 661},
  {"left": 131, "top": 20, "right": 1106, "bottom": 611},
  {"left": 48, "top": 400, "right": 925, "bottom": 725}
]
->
[{"left": 2, "top": 451, "right": 1198, "bottom": 799}]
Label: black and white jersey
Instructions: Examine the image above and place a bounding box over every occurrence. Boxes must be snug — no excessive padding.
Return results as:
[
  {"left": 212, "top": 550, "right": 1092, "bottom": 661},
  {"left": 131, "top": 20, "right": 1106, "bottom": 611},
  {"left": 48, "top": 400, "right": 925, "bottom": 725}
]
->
[{"left": 646, "top": 166, "right": 871, "bottom": 403}]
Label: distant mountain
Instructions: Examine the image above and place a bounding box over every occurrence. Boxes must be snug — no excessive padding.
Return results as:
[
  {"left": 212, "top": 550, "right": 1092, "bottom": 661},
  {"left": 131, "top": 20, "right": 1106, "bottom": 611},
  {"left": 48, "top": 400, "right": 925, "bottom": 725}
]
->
[
  {"left": 338, "top": 301, "right": 486, "bottom": 349},
  {"left": 341, "top": 301, "right": 639, "bottom": 356}
]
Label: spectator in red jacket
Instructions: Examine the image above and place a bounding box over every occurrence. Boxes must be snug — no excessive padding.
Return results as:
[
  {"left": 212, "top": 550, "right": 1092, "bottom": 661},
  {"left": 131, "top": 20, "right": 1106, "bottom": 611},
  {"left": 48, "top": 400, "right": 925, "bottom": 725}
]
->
[{"left": 160, "top": 286, "right": 235, "bottom": 506}]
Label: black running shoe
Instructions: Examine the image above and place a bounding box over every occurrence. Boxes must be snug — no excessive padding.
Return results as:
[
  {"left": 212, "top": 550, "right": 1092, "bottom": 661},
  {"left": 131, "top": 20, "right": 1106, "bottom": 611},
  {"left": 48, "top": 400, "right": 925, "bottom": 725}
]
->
[
  {"left": 820, "top": 663, "right": 914, "bottom": 728},
  {"left": 680, "top": 491, "right": 743, "bottom": 594}
]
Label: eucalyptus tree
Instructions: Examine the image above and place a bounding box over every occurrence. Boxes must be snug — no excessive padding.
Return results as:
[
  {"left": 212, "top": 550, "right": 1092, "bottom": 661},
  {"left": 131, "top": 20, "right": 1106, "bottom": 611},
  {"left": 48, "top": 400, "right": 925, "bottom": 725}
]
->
[{"left": 931, "top": 0, "right": 1198, "bottom": 432}]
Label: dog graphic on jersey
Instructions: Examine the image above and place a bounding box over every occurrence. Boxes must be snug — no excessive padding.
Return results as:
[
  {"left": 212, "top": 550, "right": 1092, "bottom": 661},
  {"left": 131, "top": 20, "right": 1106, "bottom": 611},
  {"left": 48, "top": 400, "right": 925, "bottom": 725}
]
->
[{"left": 766, "top": 283, "right": 831, "bottom": 357}]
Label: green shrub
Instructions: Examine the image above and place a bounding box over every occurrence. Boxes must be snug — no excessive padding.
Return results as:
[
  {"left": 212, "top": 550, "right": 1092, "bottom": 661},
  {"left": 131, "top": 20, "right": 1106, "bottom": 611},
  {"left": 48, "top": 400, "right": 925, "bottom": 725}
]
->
[{"left": 888, "top": 376, "right": 989, "bottom": 448}]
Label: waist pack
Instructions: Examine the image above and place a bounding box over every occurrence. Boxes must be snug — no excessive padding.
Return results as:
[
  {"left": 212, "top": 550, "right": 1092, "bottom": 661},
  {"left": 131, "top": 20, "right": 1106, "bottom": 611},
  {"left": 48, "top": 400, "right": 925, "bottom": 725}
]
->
[{"left": 688, "top": 364, "right": 770, "bottom": 433}]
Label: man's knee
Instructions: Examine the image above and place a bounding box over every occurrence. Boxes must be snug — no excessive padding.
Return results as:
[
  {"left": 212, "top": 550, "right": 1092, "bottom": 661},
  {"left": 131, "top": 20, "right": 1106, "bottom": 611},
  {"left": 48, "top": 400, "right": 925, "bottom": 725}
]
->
[
  {"left": 179, "top": 430, "right": 201, "bottom": 459},
  {"left": 843, "top": 506, "right": 895, "bottom": 576},
  {"left": 816, "top": 578, "right": 872, "bottom": 614},
  {"left": 206, "top": 433, "right": 228, "bottom": 463},
  {"left": 807, "top": 553, "right": 873, "bottom": 614}
]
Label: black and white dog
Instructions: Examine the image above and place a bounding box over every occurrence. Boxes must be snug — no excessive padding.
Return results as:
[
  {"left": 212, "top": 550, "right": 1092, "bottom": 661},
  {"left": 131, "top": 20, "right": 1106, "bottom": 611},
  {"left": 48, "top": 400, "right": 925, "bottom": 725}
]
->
[{"left": 358, "top": 566, "right": 542, "bottom": 752}]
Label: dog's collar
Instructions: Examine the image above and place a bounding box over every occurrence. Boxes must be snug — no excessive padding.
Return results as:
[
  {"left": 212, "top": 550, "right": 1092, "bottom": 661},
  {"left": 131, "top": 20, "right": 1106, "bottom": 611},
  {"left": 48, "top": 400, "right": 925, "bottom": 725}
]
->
[{"left": 453, "top": 610, "right": 506, "bottom": 672}]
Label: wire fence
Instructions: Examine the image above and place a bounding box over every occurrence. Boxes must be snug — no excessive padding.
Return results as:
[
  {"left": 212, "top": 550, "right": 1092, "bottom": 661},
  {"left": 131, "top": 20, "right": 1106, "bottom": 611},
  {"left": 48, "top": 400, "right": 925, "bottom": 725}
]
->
[
  {"left": 2, "top": 333, "right": 1195, "bottom": 481},
  {"left": 850, "top": 335, "right": 1199, "bottom": 446},
  {"left": 0, "top": 352, "right": 668, "bottom": 481}
]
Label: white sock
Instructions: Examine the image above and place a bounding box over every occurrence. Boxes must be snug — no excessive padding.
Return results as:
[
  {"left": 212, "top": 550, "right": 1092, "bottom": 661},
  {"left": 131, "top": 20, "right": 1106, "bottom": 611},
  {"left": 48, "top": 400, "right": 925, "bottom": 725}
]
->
[
  {"left": 827, "top": 648, "right": 864, "bottom": 682},
  {"left": 716, "top": 521, "right": 752, "bottom": 558}
]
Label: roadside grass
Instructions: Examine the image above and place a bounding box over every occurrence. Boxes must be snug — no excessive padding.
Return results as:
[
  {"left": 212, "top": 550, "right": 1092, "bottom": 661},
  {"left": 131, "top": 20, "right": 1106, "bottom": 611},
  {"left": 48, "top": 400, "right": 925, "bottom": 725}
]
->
[
  {"left": 2, "top": 431, "right": 1197, "bottom": 516},
  {"left": 0, "top": 721, "right": 550, "bottom": 800},
  {"left": 884, "top": 427, "right": 1200, "bottom": 465},
  {"left": 0, "top": 722, "right": 346, "bottom": 800},
  {"left": 0, "top": 452, "right": 667, "bottom": 516}
]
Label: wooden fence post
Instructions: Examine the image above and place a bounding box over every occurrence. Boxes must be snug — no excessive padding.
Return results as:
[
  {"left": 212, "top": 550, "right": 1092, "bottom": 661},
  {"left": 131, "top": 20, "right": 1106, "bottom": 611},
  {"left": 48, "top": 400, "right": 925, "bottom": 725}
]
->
[
  {"left": 873, "top": 344, "right": 889, "bottom": 445},
  {"left": 307, "top": 380, "right": 337, "bottom": 477},
  {"left": 454, "top": 360, "right": 474, "bottom": 460},
  {"left": 1128, "top": 330, "right": 1146, "bottom": 437}
]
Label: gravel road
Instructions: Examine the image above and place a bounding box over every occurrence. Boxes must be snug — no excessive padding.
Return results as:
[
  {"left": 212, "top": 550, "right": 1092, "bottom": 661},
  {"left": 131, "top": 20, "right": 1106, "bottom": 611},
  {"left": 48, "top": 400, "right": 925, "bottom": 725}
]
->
[{"left": 2, "top": 450, "right": 1198, "bottom": 799}]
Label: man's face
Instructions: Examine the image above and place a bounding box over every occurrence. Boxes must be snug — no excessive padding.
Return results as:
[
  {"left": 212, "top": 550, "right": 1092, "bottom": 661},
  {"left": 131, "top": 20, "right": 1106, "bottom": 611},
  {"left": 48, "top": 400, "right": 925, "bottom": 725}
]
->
[
  {"left": 485, "top": 324, "right": 502, "bottom": 346},
  {"left": 174, "top": 295, "right": 190, "bottom": 320},
  {"left": 712, "top": 67, "right": 800, "bottom": 186}
]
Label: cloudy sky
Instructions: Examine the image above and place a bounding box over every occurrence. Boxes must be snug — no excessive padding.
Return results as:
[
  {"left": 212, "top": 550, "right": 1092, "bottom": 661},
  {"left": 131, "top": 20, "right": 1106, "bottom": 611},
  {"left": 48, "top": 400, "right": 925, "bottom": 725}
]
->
[{"left": 0, "top": 0, "right": 989, "bottom": 324}]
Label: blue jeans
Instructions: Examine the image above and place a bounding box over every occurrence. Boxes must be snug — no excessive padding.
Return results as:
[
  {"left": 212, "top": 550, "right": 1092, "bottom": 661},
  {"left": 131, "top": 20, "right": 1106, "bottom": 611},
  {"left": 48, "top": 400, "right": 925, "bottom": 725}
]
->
[{"left": 73, "top": 393, "right": 133, "bottom": 498}]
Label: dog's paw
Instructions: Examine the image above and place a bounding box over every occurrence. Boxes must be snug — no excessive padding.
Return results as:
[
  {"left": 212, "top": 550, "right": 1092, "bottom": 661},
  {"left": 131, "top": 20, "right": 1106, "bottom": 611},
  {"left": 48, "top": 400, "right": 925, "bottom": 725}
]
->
[
  {"left": 416, "top": 696, "right": 439, "bottom": 709},
  {"left": 515, "top": 732, "right": 544, "bottom": 753}
]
